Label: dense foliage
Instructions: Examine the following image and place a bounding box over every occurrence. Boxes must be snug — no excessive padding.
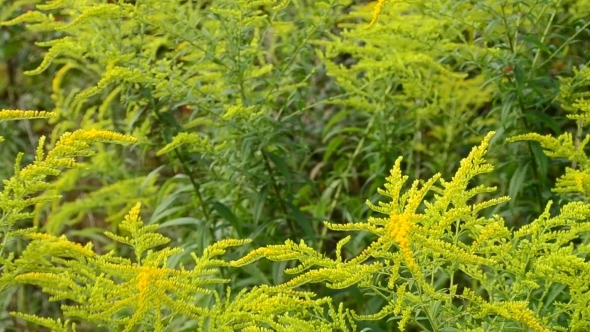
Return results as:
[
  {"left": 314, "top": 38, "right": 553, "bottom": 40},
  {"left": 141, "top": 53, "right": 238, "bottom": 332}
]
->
[{"left": 1, "top": 0, "right": 590, "bottom": 331}]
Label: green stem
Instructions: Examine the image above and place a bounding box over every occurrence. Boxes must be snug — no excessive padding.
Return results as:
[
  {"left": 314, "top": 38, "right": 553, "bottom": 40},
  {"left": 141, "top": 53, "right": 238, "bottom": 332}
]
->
[
  {"left": 499, "top": 3, "right": 545, "bottom": 210},
  {"left": 261, "top": 149, "right": 296, "bottom": 235},
  {"left": 141, "top": 88, "right": 212, "bottom": 227},
  {"left": 538, "top": 20, "right": 590, "bottom": 69},
  {"left": 318, "top": 115, "right": 376, "bottom": 252}
]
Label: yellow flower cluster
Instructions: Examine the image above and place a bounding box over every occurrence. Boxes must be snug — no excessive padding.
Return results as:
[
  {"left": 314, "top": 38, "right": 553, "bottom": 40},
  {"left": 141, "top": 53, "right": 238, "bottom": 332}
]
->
[
  {"left": 503, "top": 301, "right": 549, "bottom": 332},
  {"left": 386, "top": 213, "right": 419, "bottom": 273}
]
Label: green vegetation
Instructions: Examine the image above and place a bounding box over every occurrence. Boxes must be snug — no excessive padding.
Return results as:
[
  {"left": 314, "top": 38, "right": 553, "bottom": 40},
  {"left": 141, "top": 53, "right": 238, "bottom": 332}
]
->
[{"left": 1, "top": 0, "right": 590, "bottom": 330}]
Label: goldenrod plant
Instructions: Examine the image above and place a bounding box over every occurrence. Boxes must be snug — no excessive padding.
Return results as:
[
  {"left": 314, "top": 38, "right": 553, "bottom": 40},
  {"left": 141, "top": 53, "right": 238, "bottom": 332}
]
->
[
  {"left": 0, "top": 110, "right": 136, "bottom": 259},
  {"left": 0, "top": 110, "right": 138, "bottom": 328},
  {"left": 306, "top": 0, "right": 590, "bottom": 232},
  {"left": 3, "top": 121, "right": 590, "bottom": 330},
  {"left": 3, "top": 0, "right": 586, "bottom": 248},
  {"left": 2, "top": 0, "right": 590, "bottom": 330},
  {"left": 0, "top": 115, "right": 352, "bottom": 330},
  {"left": 5, "top": 203, "right": 354, "bottom": 331},
  {"left": 234, "top": 130, "right": 590, "bottom": 331},
  {"left": 1, "top": 0, "right": 352, "bottom": 253}
]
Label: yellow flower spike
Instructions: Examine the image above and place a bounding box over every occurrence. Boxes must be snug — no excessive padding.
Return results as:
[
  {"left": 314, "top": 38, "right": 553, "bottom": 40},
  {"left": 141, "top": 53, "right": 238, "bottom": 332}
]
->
[
  {"left": 0, "top": 11, "right": 50, "bottom": 26},
  {"left": 502, "top": 301, "right": 549, "bottom": 332},
  {"left": 56, "top": 4, "right": 135, "bottom": 31},
  {"left": 0, "top": 110, "right": 56, "bottom": 142},
  {"left": 68, "top": 128, "right": 137, "bottom": 145},
  {"left": 0, "top": 110, "right": 57, "bottom": 121},
  {"left": 51, "top": 63, "right": 74, "bottom": 98},
  {"left": 273, "top": 0, "right": 290, "bottom": 10},
  {"left": 366, "top": 0, "right": 387, "bottom": 29},
  {"left": 23, "top": 37, "right": 83, "bottom": 76}
]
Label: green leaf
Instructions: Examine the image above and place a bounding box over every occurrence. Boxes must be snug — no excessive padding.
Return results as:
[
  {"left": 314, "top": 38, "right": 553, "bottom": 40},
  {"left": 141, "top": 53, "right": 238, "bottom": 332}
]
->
[
  {"left": 509, "top": 162, "right": 529, "bottom": 209},
  {"left": 522, "top": 34, "right": 551, "bottom": 54},
  {"left": 526, "top": 110, "right": 562, "bottom": 135},
  {"left": 287, "top": 201, "right": 316, "bottom": 246},
  {"left": 66, "top": 228, "right": 109, "bottom": 243},
  {"left": 213, "top": 201, "right": 242, "bottom": 237},
  {"left": 531, "top": 142, "right": 549, "bottom": 186},
  {"left": 158, "top": 217, "right": 201, "bottom": 229},
  {"left": 265, "top": 150, "right": 292, "bottom": 187},
  {"left": 235, "top": 264, "right": 270, "bottom": 287},
  {"left": 322, "top": 109, "right": 349, "bottom": 139},
  {"left": 543, "top": 284, "right": 567, "bottom": 310},
  {"left": 323, "top": 136, "right": 345, "bottom": 162},
  {"left": 253, "top": 184, "right": 269, "bottom": 224},
  {"left": 272, "top": 261, "right": 288, "bottom": 285},
  {"left": 150, "top": 199, "right": 185, "bottom": 224}
]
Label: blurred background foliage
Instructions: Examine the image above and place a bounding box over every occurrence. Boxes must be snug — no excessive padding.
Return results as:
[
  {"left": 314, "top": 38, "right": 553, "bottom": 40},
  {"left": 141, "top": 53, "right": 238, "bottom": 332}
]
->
[{"left": 0, "top": 0, "right": 589, "bottom": 330}]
